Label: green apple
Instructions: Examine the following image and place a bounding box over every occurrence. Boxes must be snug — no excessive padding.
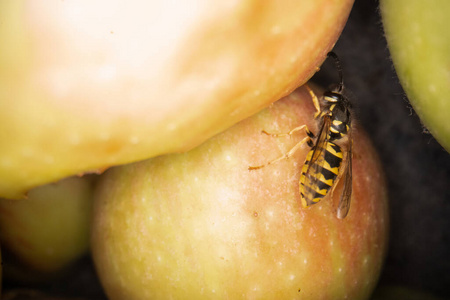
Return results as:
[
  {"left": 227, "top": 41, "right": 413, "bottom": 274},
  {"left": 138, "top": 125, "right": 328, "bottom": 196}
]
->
[
  {"left": 0, "top": 176, "right": 93, "bottom": 279},
  {"left": 92, "top": 85, "right": 389, "bottom": 300},
  {"left": 0, "top": 0, "right": 354, "bottom": 199},
  {"left": 380, "top": 0, "right": 450, "bottom": 152}
]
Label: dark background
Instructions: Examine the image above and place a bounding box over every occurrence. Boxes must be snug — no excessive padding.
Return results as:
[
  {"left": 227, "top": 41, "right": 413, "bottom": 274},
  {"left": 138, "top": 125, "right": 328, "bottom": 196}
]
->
[
  {"left": 4, "top": 0, "right": 450, "bottom": 299},
  {"left": 323, "top": 0, "right": 450, "bottom": 298}
]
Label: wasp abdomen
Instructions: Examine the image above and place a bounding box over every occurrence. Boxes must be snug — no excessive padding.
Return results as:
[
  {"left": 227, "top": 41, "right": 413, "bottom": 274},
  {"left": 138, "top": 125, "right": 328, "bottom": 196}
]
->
[{"left": 300, "top": 142, "right": 343, "bottom": 208}]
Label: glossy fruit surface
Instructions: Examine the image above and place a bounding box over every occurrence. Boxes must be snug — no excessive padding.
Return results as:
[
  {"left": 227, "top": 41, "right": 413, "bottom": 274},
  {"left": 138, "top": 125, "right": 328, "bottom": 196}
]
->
[{"left": 0, "top": 0, "right": 354, "bottom": 198}]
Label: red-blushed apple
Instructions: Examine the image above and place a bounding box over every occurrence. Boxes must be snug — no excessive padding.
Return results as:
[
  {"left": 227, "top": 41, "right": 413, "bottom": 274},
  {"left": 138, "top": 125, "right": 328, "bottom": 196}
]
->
[
  {"left": 380, "top": 0, "right": 450, "bottom": 152},
  {"left": 91, "top": 85, "right": 389, "bottom": 300},
  {"left": 0, "top": 176, "right": 94, "bottom": 281},
  {"left": 0, "top": 0, "right": 354, "bottom": 199}
]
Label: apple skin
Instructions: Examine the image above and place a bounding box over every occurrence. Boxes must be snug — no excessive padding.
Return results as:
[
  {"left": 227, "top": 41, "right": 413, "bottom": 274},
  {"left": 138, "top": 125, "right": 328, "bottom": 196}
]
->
[
  {"left": 0, "top": 176, "right": 93, "bottom": 278},
  {"left": 91, "top": 85, "right": 389, "bottom": 300},
  {"left": 0, "top": 0, "right": 353, "bottom": 199},
  {"left": 380, "top": 0, "right": 450, "bottom": 152}
]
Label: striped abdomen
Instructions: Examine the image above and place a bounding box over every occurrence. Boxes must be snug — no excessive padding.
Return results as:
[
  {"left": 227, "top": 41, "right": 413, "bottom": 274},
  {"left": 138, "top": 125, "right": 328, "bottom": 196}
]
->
[{"left": 299, "top": 142, "right": 343, "bottom": 207}]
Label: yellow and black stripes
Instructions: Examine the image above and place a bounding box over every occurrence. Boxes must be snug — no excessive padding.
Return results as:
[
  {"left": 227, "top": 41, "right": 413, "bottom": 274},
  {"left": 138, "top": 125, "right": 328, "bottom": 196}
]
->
[
  {"left": 330, "top": 120, "right": 348, "bottom": 138},
  {"left": 297, "top": 52, "right": 353, "bottom": 218},
  {"left": 248, "top": 52, "right": 353, "bottom": 218},
  {"left": 300, "top": 142, "right": 343, "bottom": 207}
]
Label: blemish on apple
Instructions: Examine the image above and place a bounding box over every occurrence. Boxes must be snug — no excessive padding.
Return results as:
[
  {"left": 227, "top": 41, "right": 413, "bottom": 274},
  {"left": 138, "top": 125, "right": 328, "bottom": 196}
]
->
[
  {"left": 68, "top": 133, "right": 81, "bottom": 145},
  {"left": 167, "top": 123, "right": 177, "bottom": 131},
  {"left": 129, "top": 136, "right": 140, "bottom": 144},
  {"left": 270, "top": 25, "right": 281, "bottom": 34},
  {"left": 0, "top": 158, "right": 12, "bottom": 168},
  {"left": 99, "top": 132, "right": 111, "bottom": 141},
  {"left": 43, "top": 155, "right": 55, "bottom": 164},
  {"left": 20, "top": 147, "right": 35, "bottom": 158}
]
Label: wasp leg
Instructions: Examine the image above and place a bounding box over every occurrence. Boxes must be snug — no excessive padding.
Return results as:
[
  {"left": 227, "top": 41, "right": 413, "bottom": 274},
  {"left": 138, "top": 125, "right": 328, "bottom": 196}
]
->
[
  {"left": 305, "top": 84, "right": 321, "bottom": 118},
  {"left": 261, "top": 124, "right": 307, "bottom": 138},
  {"left": 248, "top": 136, "right": 310, "bottom": 170}
]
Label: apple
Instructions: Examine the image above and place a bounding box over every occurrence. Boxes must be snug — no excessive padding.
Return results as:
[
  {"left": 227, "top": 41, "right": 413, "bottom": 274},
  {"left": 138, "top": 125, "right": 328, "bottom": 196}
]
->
[
  {"left": 0, "top": 176, "right": 94, "bottom": 279},
  {"left": 380, "top": 0, "right": 450, "bottom": 152},
  {"left": 0, "top": 0, "right": 354, "bottom": 199},
  {"left": 91, "top": 85, "right": 388, "bottom": 300}
]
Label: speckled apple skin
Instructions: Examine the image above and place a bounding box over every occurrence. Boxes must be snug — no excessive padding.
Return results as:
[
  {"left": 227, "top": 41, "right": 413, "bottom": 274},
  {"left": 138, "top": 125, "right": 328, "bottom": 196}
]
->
[{"left": 92, "top": 86, "right": 388, "bottom": 300}]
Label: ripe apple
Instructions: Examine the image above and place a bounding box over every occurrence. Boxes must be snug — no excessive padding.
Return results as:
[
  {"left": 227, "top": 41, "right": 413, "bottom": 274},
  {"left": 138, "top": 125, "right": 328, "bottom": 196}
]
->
[
  {"left": 380, "top": 0, "right": 450, "bottom": 152},
  {"left": 0, "top": 176, "right": 93, "bottom": 280},
  {"left": 0, "top": 0, "right": 354, "bottom": 199},
  {"left": 91, "top": 85, "right": 388, "bottom": 300}
]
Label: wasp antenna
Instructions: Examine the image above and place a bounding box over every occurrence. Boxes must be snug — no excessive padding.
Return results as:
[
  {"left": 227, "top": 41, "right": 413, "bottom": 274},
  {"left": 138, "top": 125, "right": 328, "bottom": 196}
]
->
[{"left": 327, "top": 52, "right": 344, "bottom": 93}]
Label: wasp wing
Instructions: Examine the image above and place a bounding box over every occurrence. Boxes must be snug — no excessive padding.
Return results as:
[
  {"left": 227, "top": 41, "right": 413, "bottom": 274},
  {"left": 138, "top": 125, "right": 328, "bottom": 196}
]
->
[
  {"left": 336, "top": 127, "right": 353, "bottom": 219},
  {"left": 307, "top": 116, "right": 331, "bottom": 168}
]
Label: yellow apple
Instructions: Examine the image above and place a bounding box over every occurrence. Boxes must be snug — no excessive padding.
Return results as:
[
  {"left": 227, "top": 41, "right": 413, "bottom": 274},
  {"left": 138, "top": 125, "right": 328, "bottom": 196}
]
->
[
  {"left": 92, "top": 85, "right": 388, "bottom": 299},
  {"left": 0, "top": 176, "right": 93, "bottom": 279},
  {"left": 0, "top": 0, "right": 354, "bottom": 199}
]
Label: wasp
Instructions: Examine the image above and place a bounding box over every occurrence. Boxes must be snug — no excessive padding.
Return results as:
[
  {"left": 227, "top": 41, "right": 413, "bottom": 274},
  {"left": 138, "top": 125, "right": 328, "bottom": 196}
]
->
[{"left": 249, "top": 52, "right": 353, "bottom": 219}]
